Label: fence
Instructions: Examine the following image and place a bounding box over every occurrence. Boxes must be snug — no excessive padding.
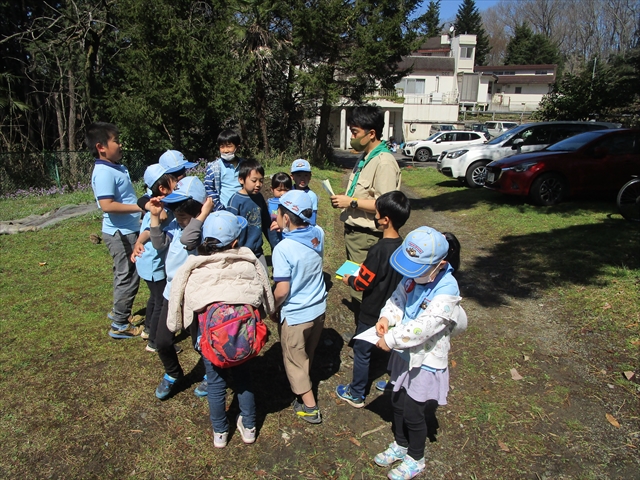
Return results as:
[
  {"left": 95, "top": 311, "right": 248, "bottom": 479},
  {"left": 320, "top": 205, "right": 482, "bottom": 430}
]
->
[{"left": 0, "top": 151, "right": 149, "bottom": 196}]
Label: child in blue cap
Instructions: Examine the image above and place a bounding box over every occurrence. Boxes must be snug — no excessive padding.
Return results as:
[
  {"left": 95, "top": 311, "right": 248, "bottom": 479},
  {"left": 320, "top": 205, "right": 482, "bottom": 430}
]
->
[
  {"left": 373, "top": 226, "right": 467, "bottom": 480},
  {"left": 168, "top": 211, "right": 275, "bottom": 448},
  {"left": 272, "top": 189, "right": 327, "bottom": 424},
  {"left": 290, "top": 159, "right": 318, "bottom": 225}
]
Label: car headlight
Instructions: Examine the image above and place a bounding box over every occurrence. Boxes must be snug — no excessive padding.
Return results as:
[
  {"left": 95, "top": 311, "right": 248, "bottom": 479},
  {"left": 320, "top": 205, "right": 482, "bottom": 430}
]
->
[
  {"left": 405, "top": 142, "right": 418, "bottom": 147},
  {"left": 446, "top": 150, "right": 468, "bottom": 159},
  {"left": 506, "top": 162, "right": 538, "bottom": 172}
]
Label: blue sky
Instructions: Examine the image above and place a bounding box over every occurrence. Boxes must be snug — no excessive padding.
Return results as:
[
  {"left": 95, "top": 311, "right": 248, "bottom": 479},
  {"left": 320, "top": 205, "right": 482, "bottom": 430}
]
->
[{"left": 422, "top": 0, "right": 501, "bottom": 23}]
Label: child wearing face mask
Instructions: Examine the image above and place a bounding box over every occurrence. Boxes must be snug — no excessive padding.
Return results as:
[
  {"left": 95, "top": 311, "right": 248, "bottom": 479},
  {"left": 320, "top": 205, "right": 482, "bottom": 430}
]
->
[
  {"left": 372, "top": 226, "right": 467, "bottom": 480},
  {"left": 204, "top": 129, "right": 246, "bottom": 211}
]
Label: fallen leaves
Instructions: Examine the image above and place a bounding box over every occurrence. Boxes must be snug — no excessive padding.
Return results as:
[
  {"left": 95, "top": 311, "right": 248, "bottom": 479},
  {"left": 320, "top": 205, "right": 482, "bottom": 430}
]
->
[
  {"left": 89, "top": 233, "right": 102, "bottom": 244},
  {"left": 602, "top": 302, "right": 612, "bottom": 310},
  {"left": 623, "top": 371, "right": 635, "bottom": 381},
  {"left": 510, "top": 368, "right": 523, "bottom": 381},
  {"left": 38, "top": 262, "right": 47, "bottom": 266},
  {"left": 606, "top": 413, "right": 620, "bottom": 428},
  {"left": 348, "top": 437, "right": 361, "bottom": 447},
  {"left": 498, "top": 440, "right": 510, "bottom": 452}
]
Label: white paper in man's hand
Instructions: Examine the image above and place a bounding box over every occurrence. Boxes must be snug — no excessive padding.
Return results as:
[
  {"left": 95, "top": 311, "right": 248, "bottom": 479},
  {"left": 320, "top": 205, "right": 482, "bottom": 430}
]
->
[
  {"left": 321, "top": 179, "right": 335, "bottom": 196},
  {"left": 353, "top": 326, "right": 380, "bottom": 345}
]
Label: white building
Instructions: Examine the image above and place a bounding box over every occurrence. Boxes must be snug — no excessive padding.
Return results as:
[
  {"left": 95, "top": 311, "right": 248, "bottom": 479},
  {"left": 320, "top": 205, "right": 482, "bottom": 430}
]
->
[{"left": 329, "top": 34, "right": 558, "bottom": 145}]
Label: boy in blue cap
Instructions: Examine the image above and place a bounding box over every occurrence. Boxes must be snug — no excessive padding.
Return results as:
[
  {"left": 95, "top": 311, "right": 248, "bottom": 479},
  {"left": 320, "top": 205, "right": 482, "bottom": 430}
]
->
[
  {"left": 87, "top": 122, "right": 144, "bottom": 338},
  {"left": 149, "top": 176, "right": 212, "bottom": 399},
  {"left": 272, "top": 190, "right": 327, "bottom": 424},
  {"left": 136, "top": 150, "right": 197, "bottom": 211},
  {"left": 290, "top": 158, "right": 318, "bottom": 225},
  {"left": 373, "top": 226, "right": 466, "bottom": 480}
]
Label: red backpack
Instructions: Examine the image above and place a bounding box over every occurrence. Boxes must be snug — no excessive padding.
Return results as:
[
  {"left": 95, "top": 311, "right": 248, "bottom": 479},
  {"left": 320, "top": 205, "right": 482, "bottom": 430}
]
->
[{"left": 198, "top": 302, "right": 268, "bottom": 368}]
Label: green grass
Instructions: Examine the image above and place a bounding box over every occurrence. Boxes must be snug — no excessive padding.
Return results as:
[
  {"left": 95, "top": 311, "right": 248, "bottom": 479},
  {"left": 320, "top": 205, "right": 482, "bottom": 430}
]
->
[{"left": 0, "top": 164, "right": 638, "bottom": 478}]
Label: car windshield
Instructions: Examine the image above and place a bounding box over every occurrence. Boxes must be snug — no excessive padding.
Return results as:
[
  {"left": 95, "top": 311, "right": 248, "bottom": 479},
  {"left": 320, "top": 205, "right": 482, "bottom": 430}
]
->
[
  {"left": 487, "top": 127, "right": 522, "bottom": 145},
  {"left": 545, "top": 131, "right": 610, "bottom": 152},
  {"left": 425, "top": 133, "right": 440, "bottom": 141},
  {"left": 503, "top": 123, "right": 518, "bottom": 129}
]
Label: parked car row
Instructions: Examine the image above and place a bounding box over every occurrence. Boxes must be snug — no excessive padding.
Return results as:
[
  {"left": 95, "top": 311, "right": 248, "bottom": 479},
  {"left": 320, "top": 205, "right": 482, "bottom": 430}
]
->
[
  {"left": 436, "top": 121, "right": 620, "bottom": 188},
  {"left": 403, "top": 120, "right": 519, "bottom": 162}
]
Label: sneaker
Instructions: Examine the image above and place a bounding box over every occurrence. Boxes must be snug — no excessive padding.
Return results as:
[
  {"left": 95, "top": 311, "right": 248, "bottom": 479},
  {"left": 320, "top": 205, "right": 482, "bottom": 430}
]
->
[
  {"left": 155, "top": 373, "right": 178, "bottom": 400},
  {"left": 213, "top": 430, "right": 228, "bottom": 448},
  {"left": 140, "top": 327, "right": 150, "bottom": 340},
  {"left": 374, "top": 442, "right": 408, "bottom": 467},
  {"left": 145, "top": 342, "right": 182, "bottom": 353},
  {"left": 387, "top": 454, "right": 425, "bottom": 480},
  {"left": 236, "top": 415, "right": 256, "bottom": 444},
  {"left": 129, "top": 314, "right": 145, "bottom": 326},
  {"left": 292, "top": 398, "right": 322, "bottom": 424},
  {"left": 194, "top": 376, "right": 207, "bottom": 397},
  {"left": 109, "top": 323, "right": 144, "bottom": 339},
  {"left": 336, "top": 384, "right": 365, "bottom": 408},
  {"left": 376, "top": 380, "right": 390, "bottom": 392}
]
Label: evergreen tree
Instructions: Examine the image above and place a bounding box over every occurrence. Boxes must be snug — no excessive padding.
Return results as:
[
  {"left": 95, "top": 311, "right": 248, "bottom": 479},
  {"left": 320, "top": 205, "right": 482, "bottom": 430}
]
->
[
  {"left": 453, "top": 0, "right": 491, "bottom": 65},
  {"left": 504, "top": 23, "right": 560, "bottom": 66},
  {"left": 418, "top": 0, "right": 442, "bottom": 38}
]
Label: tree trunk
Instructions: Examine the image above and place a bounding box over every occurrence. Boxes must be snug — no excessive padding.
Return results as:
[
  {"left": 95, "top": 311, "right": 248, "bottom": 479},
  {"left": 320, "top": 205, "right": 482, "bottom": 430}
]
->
[
  {"left": 255, "top": 71, "right": 269, "bottom": 156},
  {"left": 313, "top": 91, "right": 332, "bottom": 163},
  {"left": 54, "top": 92, "right": 66, "bottom": 152}
]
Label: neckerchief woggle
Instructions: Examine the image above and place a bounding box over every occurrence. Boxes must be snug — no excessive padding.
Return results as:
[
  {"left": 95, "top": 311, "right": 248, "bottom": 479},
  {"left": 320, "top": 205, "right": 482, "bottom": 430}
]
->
[{"left": 346, "top": 141, "right": 391, "bottom": 197}]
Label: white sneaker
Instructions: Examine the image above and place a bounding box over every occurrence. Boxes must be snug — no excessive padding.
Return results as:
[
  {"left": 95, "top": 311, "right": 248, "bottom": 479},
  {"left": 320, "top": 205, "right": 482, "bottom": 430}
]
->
[
  {"left": 236, "top": 415, "right": 256, "bottom": 444},
  {"left": 213, "top": 430, "right": 228, "bottom": 448}
]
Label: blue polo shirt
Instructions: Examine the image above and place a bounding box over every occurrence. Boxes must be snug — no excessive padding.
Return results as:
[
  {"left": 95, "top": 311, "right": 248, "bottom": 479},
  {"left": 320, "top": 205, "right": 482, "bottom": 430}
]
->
[
  {"left": 91, "top": 160, "right": 140, "bottom": 235},
  {"left": 135, "top": 211, "right": 173, "bottom": 282},
  {"left": 272, "top": 227, "right": 327, "bottom": 326},
  {"left": 162, "top": 220, "right": 197, "bottom": 300}
]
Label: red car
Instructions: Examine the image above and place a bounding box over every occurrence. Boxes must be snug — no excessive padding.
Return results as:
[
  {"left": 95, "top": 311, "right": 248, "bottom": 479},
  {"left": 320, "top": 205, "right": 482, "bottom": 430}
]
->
[{"left": 484, "top": 129, "right": 640, "bottom": 205}]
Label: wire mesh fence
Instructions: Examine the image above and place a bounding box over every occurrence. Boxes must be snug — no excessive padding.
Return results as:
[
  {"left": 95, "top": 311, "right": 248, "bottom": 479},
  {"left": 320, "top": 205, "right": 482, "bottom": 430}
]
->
[{"left": 0, "top": 151, "right": 149, "bottom": 196}]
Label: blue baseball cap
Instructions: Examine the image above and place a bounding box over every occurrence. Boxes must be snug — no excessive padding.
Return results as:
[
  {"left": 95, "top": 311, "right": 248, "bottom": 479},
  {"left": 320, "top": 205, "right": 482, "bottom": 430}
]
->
[
  {"left": 143, "top": 164, "right": 171, "bottom": 189},
  {"left": 202, "top": 211, "right": 248, "bottom": 246},
  {"left": 390, "top": 226, "right": 449, "bottom": 278},
  {"left": 162, "top": 176, "right": 207, "bottom": 204},
  {"left": 279, "top": 189, "right": 313, "bottom": 223},
  {"left": 159, "top": 150, "right": 198, "bottom": 171},
  {"left": 291, "top": 159, "right": 311, "bottom": 173}
]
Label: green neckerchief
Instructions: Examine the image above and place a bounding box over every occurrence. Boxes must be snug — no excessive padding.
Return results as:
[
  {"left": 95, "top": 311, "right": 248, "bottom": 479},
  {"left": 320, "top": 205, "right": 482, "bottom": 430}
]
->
[{"left": 346, "top": 141, "right": 391, "bottom": 197}]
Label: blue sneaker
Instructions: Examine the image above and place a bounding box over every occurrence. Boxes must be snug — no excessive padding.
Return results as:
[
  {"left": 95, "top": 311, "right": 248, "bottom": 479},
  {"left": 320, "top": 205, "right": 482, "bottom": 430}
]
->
[
  {"left": 376, "top": 380, "right": 390, "bottom": 392},
  {"left": 336, "top": 384, "right": 365, "bottom": 408},
  {"left": 374, "top": 442, "right": 407, "bottom": 467},
  {"left": 194, "top": 375, "right": 207, "bottom": 397},
  {"left": 387, "top": 454, "right": 425, "bottom": 480},
  {"left": 155, "top": 374, "right": 177, "bottom": 400}
]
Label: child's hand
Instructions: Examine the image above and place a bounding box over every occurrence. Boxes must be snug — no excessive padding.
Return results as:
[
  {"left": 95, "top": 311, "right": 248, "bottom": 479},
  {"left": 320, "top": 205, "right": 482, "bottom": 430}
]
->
[
  {"left": 376, "top": 317, "right": 389, "bottom": 336},
  {"left": 342, "top": 274, "right": 351, "bottom": 286},
  {"left": 270, "top": 220, "right": 280, "bottom": 232},
  {"left": 130, "top": 242, "right": 145, "bottom": 262},
  {"left": 147, "top": 197, "right": 165, "bottom": 216},
  {"left": 159, "top": 209, "right": 168, "bottom": 222},
  {"left": 202, "top": 197, "right": 214, "bottom": 216},
  {"left": 376, "top": 336, "right": 391, "bottom": 352}
]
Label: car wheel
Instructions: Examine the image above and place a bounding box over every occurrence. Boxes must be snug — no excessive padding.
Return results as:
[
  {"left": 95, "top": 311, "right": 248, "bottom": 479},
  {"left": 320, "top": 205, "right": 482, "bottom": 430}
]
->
[
  {"left": 465, "top": 161, "right": 488, "bottom": 188},
  {"left": 414, "top": 148, "right": 432, "bottom": 162},
  {"left": 530, "top": 173, "right": 566, "bottom": 206}
]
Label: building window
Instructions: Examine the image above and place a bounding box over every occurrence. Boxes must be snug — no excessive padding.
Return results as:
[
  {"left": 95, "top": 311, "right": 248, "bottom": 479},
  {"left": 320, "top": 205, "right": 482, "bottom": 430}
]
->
[
  {"left": 406, "top": 79, "right": 425, "bottom": 94},
  {"left": 487, "top": 82, "right": 493, "bottom": 94},
  {"left": 504, "top": 71, "right": 516, "bottom": 75},
  {"left": 515, "top": 87, "right": 522, "bottom": 94},
  {"left": 535, "top": 70, "right": 548, "bottom": 75},
  {"left": 493, "top": 71, "right": 504, "bottom": 75},
  {"left": 460, "top": 47, "right": 474, "bottom": 59}
]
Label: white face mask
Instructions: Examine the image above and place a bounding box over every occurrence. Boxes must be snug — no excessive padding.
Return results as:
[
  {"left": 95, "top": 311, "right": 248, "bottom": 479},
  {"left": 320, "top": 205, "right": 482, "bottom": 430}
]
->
[{"left": 220, "top": 152, "right": 235, "bottom": 161}]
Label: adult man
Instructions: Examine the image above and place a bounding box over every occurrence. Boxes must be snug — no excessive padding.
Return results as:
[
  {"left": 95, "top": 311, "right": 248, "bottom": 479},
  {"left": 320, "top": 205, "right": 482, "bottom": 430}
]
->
[{"left": 331, "top": 106, "right": 402, "bottom": 302}]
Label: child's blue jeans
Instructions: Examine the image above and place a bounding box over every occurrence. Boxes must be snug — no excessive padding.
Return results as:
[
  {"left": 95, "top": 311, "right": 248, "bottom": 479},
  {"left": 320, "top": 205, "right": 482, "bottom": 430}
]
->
[
  {"left": 204, "top": 357, "right": 256, "bottom": 433},
  {"left": 351, "top": 320, "right": 376, "bottom": 398}
]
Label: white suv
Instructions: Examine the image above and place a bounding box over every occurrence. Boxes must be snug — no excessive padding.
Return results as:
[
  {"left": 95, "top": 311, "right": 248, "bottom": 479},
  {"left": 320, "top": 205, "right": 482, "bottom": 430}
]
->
[
  {"left": 437, "top": 122, "right": 620, "bottom": 187},
  {"left": 403, "top": 131, "right": 486, "bottom": 162}
]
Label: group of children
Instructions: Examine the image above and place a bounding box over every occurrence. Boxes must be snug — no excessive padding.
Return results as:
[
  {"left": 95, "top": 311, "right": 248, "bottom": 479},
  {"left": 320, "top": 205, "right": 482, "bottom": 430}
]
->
[{"left": 89, "top": 119, "right": 465, "bottom": 480}]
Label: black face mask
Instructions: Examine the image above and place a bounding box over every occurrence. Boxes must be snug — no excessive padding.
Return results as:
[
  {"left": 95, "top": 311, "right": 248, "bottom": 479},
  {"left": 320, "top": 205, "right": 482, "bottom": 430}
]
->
[{"left": 373, "top": 217, "right": 381, "bottom": 230}]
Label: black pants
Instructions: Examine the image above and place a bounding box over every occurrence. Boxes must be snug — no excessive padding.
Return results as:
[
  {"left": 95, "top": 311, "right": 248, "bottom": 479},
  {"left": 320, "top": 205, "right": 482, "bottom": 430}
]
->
[
  {"left": 144, "top": 279, "right": 166, "bottom": 344},
  {"left": 156, "top": 298, "right": 199, "bottom": 378},
  {"left": 391, "top": 388, "right": 439, "bottom": 460}
]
